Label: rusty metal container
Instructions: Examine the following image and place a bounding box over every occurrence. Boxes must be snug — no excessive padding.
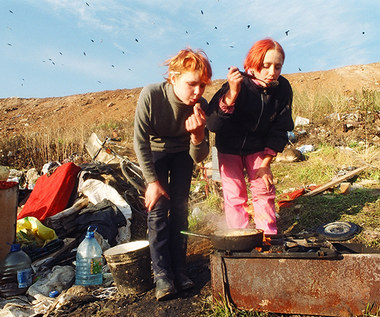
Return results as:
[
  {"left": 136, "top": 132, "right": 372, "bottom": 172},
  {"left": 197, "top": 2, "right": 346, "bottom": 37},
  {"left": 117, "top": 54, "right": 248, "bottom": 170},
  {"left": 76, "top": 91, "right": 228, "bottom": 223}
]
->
[
  {"left": 210, "top": 245, "right": 380, "bottom": 316},
  {"left": 0, "top": 182, "right": 19, "bottom": 262}
]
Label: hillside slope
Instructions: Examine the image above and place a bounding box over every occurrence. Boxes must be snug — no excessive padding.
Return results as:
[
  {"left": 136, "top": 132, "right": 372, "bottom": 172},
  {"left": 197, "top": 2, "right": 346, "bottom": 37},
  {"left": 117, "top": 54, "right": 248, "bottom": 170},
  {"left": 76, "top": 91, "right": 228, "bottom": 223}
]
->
[{"left": 0, "top": 62, "right": 379, "bottom": 139}]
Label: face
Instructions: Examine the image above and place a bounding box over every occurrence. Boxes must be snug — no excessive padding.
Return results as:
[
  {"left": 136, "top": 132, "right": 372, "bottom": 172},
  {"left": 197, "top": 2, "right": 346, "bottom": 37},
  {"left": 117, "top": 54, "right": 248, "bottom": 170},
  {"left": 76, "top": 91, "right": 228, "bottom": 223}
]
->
[
  {"left": 252, "top": 49, "right": 283, "bottom": 87},
  {"left": 171, "top": 70, "right": 206, "bottom": 106}
]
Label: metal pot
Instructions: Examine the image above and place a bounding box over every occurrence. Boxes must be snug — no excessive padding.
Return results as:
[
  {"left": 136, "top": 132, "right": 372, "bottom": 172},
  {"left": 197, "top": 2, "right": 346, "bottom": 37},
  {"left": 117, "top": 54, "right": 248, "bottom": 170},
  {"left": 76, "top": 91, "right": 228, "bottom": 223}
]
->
[{"left": 181, "top": 228, "right": 264, "bottom": 251}]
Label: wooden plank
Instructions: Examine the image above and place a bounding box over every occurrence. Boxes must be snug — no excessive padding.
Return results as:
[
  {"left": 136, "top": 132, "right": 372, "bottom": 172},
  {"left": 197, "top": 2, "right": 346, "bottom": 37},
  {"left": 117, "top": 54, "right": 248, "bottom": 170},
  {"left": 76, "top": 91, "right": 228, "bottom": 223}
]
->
[{"left": 303, "top": 165, "right": 368, "bottom": 197}]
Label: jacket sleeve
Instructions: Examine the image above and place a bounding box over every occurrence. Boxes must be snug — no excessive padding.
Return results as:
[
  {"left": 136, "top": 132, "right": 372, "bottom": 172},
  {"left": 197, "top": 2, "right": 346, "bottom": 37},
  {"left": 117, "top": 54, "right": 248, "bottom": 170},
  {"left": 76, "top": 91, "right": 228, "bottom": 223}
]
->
[
  {"left": 205, "top": 82, "right": 233, "bottom": 133},
  {"left": 133, "top": 87, "right": 157, "bottom": 184},
  {"left": 189, "top": 128, "right": 209, "bottom": 163},
  {"left": 190, "top": 98, "right": 210, "bottom": 163}
]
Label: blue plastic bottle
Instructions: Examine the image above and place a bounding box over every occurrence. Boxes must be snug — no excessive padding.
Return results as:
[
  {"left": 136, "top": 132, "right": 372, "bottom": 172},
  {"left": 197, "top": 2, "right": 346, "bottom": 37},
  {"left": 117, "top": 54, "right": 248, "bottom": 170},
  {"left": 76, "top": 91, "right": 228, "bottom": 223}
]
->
[
  {"left": 75, "top": 226, "right": 103, "bottom": 286},
  {"left": 0, "top": 244, "right": 33, "bottom": 297}
]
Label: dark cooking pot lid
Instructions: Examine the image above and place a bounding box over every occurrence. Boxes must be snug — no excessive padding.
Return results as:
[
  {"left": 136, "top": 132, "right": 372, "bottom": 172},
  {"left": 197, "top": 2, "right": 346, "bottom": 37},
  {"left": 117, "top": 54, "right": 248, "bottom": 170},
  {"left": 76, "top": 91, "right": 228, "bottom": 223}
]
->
[{"left": 316, "top": 221, "right": 359, "bottom": 241}]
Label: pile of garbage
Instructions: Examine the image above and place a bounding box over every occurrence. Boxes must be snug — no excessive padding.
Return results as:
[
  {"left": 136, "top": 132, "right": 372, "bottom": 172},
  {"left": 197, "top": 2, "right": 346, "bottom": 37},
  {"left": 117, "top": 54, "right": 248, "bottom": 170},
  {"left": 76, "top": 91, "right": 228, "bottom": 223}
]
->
[{"left": 0, "top": 134, "right": 148, "bottom": 316}]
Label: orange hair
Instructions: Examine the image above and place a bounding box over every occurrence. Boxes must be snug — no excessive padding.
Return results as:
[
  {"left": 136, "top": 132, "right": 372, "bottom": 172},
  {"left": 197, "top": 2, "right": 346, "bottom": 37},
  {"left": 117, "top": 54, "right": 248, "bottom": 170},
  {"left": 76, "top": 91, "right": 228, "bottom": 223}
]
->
[
  {"left": 164, "top": 48, "right": 212, "bottom": 85},
  {"left": 244, "top": 38, "right": 285, "bottom": 72}
]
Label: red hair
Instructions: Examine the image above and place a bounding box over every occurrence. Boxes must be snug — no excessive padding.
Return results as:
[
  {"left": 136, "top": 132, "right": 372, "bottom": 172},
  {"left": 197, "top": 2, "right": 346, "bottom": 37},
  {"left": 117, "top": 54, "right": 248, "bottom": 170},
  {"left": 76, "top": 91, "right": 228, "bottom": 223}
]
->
[
  {"left": 164, "top": 48, "right": 212, "bottom": 85},
  {"left": 244, "top": 38, "right": 285, "bottom": 72}
]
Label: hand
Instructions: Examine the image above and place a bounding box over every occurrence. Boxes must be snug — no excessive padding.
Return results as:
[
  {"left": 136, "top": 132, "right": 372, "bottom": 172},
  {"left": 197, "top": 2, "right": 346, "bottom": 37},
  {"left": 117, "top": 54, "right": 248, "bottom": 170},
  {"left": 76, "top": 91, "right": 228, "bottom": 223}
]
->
[
  {"left": 144, "top": 181, "right": 169, "bottom": 212},
  {"left": 185, "top": 103, "right": 206, "bottom": 145},
  {"left": 224, "top": 66, "right": 243, "bottom": 105},
  {"left": 254, "top": 166, "right": 274, "bottom": 191}
]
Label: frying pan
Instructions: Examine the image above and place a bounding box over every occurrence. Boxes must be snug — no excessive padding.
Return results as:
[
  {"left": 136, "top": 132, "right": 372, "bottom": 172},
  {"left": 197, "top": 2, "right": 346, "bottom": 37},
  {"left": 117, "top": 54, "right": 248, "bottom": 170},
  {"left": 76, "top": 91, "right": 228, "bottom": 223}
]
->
[{"left": 181, "top": 228, "right": 263, "bottom": 251}]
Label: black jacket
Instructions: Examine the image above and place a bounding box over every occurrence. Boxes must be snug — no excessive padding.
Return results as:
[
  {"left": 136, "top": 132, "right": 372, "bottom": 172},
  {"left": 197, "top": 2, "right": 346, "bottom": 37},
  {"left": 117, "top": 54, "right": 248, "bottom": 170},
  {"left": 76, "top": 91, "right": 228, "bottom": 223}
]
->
[{"left": 206, "top": 75, "right": 294, "bottom": 155}]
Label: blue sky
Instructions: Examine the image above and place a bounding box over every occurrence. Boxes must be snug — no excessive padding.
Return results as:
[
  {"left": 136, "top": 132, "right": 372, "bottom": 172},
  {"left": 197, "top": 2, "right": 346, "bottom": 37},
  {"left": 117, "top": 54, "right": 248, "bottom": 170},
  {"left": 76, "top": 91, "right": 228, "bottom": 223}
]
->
[{"left": 1, "top": 0, "right": 379, "bottom": 98}]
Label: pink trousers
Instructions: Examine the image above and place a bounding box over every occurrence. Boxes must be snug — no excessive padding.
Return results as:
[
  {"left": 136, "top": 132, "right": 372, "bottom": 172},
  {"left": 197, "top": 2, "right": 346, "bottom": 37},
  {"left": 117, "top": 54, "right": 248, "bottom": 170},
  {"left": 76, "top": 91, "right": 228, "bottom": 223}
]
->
[{"left": 218, "top": 151, "right": 277, "bottom": 234}]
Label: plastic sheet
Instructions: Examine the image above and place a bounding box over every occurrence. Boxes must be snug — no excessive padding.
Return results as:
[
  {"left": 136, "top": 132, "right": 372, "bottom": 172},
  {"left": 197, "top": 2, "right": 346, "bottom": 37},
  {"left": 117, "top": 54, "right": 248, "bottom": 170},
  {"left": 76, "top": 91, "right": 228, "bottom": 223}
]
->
[{"left": 17, "top": 217, "right": 58, "bottom": 247}]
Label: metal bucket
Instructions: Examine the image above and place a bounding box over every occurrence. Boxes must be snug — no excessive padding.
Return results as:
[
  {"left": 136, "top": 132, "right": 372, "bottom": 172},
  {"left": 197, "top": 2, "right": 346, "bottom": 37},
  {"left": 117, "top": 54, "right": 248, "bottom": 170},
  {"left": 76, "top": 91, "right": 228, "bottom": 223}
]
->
[
  {"left": 104, "top": 240, "right": 153, "bottom": 295},
  {"left": 0, "top": 182, "right": 19, "bottom": 262}
]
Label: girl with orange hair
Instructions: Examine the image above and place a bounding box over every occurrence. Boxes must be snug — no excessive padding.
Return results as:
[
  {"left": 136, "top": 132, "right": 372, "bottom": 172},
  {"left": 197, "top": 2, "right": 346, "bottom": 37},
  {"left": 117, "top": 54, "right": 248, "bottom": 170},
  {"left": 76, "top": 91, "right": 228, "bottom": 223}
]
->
[
  {"left": 206, "top": 38, "right": 294, "bottom": 235},
  {"left": 134, "top": 48, "right": 212, "bottom": 301}
]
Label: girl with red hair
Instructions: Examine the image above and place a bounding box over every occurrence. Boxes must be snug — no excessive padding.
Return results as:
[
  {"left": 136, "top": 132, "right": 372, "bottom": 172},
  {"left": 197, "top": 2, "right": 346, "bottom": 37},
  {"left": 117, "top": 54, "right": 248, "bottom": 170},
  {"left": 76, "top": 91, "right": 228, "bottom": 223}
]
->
[
  {"left": 134, "top": 48, "right": 212, "bottom": 301},
  {"left": 206, "top": 38, "right": 294, "bottom": 234}
]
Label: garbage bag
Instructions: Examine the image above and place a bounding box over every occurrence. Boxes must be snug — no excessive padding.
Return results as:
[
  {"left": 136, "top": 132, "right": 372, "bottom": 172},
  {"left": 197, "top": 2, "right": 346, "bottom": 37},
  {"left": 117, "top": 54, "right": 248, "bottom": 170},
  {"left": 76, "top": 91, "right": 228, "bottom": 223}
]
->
[{"left": 17, "top": 216, "right": 58, "bottom": 247}]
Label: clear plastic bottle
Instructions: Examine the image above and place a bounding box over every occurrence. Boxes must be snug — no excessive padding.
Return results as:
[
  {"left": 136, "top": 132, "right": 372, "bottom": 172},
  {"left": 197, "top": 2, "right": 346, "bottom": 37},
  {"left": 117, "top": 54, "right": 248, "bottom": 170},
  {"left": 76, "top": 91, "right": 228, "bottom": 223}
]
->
[
  {"left": 0, "top": 244, "right": 33, "bottom": 297},
  {"left": 75, "top": 226, "right": 103, "bottom": 286}
]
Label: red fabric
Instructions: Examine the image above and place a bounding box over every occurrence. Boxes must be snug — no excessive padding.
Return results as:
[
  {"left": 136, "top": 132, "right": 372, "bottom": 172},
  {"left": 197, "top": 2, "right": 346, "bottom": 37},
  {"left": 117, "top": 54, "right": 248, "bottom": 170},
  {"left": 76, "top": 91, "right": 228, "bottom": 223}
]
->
[
  {"left": 278, "top": 188, "right": 306, "bottom": 208},
  {"left": 0, "top": 181, "right": 18, "bottom": 190},
  {"left": 277, "top": 185, "right": 319, "bottom": 207},
  {"left": 17, "top": 162, "right": 81, "bottom": 221}
]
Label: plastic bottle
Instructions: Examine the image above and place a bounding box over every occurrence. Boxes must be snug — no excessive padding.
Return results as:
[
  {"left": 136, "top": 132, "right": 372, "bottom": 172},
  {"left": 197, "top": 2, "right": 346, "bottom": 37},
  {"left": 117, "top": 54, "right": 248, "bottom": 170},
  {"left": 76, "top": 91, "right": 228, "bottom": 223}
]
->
[
  {"left": 0, "top": 244, "right": 33, "bottom": 297},
  {"left": 75, "top": 226, "right": 103, "bottom": 286}
]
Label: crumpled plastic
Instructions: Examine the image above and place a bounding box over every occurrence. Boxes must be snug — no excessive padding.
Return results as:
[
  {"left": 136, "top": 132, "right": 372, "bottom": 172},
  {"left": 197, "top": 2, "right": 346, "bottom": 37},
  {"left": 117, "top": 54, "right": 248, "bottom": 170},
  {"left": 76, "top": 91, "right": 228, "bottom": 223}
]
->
[
  {"left": 297, "top": 144, "right": 315, "bottom": 154},
  {"left": 16, "top": 216, "right": 58, "bottom": 248},
  {"left": 0, "top": 166, "right": 10, "bottom": 181},
  {"left": 27, "top": 265, "right": 75, "bottom": 298},
  {"left": 294, "top": 116, "right": 310, "bottom": 127},
  {"left": 78, "top": 178, "right": 132, "bottom": 243}
]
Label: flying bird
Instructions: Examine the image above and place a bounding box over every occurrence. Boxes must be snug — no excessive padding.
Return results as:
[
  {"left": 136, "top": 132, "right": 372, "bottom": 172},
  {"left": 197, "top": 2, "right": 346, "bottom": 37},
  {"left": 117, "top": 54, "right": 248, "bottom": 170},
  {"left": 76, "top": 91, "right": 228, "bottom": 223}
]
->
[
  {"left": 7, "top": 43, "right": 12, "bottom": 46},
  {"left": 200, "top": 10, "right": 204, "bottom": 15},
  {"left": 185, "top": 30, "right": 189, "bottom": 34},
  {"left": 9, "top": 10, "right": 13, "bottom": 13},
  {"left": 86, "top": 2, "right": 90, "bottom": 6},
  {"left": 83, "top": 51, "right": 86, "bottom": 56},
  {"left": 285, "top": 30, "right": 290, "bottom": 36},
  {"left": 59, "top": 52, "right": 63, "bottom": 55},
  {"left": 91, "top": 39, "right": 95, "bottom": 43},
  {"left": 135, "top": 38, "right": 138, "bottom": 42},
  {"left": 214, "top": 26, "right": 217, "bottom": 29},
  {"left": 229, "top": 45, "right": 234, "bottom": 48},
  {"left": 298, "top": 67, "right": 302, "bottom": 71},
  {"left": 206, "top": 42, "right": 209, "bottom": 45},
  {"left": 362, "top": 31, "right": 365, "bottom": 34},
  {"left": 247, "top": 25, "right": 250, "bottom": 29},
  {"left": 111, "top": 65, "right": 115, "bottom": 68}
]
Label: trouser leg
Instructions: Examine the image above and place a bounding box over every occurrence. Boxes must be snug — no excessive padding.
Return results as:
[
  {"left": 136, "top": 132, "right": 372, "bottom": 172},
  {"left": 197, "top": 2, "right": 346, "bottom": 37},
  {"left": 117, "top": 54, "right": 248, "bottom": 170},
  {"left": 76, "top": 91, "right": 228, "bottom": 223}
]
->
[
  {"left": 245, "top": 152, "right": 277, "bottom": 234},
  {"left": 218, "top": 152, "right": 250, "bottom": 228},
  {"left": 147, "top": 176, "right": 171, "bottom": 279},
  {"left": 167, "top": 152, "right": 193, "bottom": 274},
  {"left": 147, "top": 151, "right": 192, "bottom": 281}
]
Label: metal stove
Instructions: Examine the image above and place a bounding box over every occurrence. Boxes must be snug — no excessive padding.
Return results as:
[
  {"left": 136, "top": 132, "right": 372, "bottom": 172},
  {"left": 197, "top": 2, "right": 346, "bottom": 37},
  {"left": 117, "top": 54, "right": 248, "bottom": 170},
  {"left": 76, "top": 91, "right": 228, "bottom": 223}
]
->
[{"left": 210, "top": 234, "right": 380, "bottom": 317}]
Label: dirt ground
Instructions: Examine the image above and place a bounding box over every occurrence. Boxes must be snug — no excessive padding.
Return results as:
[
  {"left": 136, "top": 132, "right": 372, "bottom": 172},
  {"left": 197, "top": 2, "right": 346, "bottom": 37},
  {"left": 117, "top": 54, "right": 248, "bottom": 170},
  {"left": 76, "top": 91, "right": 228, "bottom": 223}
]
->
[
  {"left": 1, "top": 63, "right": 379, "bottom": 316},
  {"left": 45, "top": 254, "right": 213, "bottom": 317}
]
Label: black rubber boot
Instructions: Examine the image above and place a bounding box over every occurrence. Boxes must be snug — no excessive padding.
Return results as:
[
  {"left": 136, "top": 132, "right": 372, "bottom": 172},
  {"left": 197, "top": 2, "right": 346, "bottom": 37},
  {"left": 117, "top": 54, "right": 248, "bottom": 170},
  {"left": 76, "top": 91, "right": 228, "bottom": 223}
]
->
[{"left": 155, "top": 277, "right": 177, "bottom": 301}]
